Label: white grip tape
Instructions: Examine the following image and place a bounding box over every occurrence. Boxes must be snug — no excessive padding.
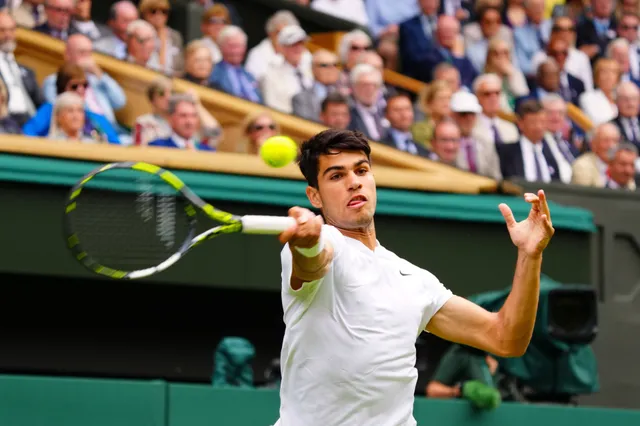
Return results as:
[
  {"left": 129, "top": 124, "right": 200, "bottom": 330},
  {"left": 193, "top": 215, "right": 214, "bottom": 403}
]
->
[
  {"left": 294, "top": 232, "right": 325, "bottom": 258},
  {"left": 241, "top": 215, "right": 296, "bottom": 234}
]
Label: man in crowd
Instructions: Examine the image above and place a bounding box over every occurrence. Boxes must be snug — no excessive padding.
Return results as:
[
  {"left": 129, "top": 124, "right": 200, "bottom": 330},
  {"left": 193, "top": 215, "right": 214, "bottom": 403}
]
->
[
  {"left": 94, "top": 1, "right": 139, "bottom": 60},
  {"left": 348, "top": 63, "right": 386, "bottom": 141},
  {"left": 381, "top": 91, "right": 430, "bottom": 158},
  {"left": 292, "top": 49, "right": 340, "bottom": 122},
  {"left": 34, "top": 0, "right": 73, "bottom": 41},
  {"left": 572, "top": 123, "right": 621, "bottom": 187},
  {"left": 605, "top": 143, "right": 638, "bottom": 190},
  {"left": 430, "top": 118, "right": 462, "bottom": 165},
  {"left": 319, "top": 92, "right": 351, "bottom": 131}
]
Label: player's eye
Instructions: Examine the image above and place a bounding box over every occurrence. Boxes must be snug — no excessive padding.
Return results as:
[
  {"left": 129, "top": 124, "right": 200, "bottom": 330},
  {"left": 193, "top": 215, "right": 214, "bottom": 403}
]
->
[
  {"left": 330, "top": 173, "right": 341, "bottom": 180},
  {"left": 356, "top": 168, "right": 368, "bottom": 175}
]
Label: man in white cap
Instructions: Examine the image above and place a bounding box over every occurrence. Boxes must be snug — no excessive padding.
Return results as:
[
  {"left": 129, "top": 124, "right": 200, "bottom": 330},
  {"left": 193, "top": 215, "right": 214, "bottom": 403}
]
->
[
  {"left": 262, "top": 24, "right": 313, "bottom": 113},
  {"left": 451, "top": 90, "right": 502, "bottom": 180}
]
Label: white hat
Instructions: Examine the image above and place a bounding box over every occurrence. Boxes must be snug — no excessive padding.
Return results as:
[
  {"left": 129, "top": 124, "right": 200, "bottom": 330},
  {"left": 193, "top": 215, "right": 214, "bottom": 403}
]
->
[
  {"left": 278, "top": 25, "right": 309, "bottom": 46},
  {"left": 450, "top": 90, "right": 482, "bottom": 113}
]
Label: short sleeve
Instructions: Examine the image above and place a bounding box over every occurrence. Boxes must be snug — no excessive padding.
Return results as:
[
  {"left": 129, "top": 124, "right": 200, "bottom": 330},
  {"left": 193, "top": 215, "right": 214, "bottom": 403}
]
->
[{"left": 420, "top": 271, "right": 453, "bottom": 331}]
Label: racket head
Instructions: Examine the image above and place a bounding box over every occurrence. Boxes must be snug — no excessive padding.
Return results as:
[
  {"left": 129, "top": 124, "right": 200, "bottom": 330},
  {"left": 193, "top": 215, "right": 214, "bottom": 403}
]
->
[{"left": 63, "top": 161, "right": 240, "bottom": 279}]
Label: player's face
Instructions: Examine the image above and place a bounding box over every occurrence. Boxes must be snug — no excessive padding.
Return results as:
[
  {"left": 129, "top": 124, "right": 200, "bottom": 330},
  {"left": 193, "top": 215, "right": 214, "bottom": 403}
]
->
[{"left": 308, "top": 150, "right": 376, "bottom": 231}]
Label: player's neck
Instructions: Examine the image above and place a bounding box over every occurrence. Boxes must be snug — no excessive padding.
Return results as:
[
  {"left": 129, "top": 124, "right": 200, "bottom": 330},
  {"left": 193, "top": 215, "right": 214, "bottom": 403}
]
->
[{"left": 337, "top": 224, "right": 377, "bottom": 251}]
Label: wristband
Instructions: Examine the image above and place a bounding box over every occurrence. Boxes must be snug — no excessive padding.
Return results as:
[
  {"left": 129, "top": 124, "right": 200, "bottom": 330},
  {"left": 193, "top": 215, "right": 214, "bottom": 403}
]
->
[{"left": 294, "top": 233, "right": 325, "bottom": 258}]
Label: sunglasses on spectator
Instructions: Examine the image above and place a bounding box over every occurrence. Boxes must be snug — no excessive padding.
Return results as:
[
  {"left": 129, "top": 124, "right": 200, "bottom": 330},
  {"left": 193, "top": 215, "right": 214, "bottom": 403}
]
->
[
  {"left": 350, "top": 45, "right": 370, "bottom": 51},
  {"left": 250, "top": 124, "right": 277, "bottom": 132},
  {"left": 552, "top": 25, "right": 575, "bottom": 32},
  {"left": 69, "top": 81, "right": 89, "bottom": 91},
  {"left": 620, "top": 24, "right": 639, "bottom": 30},
  {"left": 479, "top": 90, "right": 500, "bottom": 97},
  {"left": 314, "top": 62, "right": 338, "bottom": 68},
  {"left": 150, "top": 8, "right": 169, "bottom": 15},
  {"left": 491, "top": 49, "right": 510, "bottom": 56},
  {"left": 550, "top": 49, "right": 568, "bottom": 57},
  {"left": 134, "top": 35, "right": 154, "bottom": 43},
  {"left": 482, "top": 18, "right": 500, "bottom": 25},
  {"left": 207, "top": 17, "right": 228, "bottom": 25},
  {"left": 46, "top": 5, "right": 72, "bottom": 14}
]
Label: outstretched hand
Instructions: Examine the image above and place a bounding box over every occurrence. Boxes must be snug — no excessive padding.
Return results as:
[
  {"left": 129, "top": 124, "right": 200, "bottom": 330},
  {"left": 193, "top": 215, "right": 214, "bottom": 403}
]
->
[{"left": 499, "top": 190, "right": 555, "bottom": 256}]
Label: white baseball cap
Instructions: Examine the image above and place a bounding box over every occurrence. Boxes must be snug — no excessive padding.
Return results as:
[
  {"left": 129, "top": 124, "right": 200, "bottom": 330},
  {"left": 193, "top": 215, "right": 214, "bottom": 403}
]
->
[
  {"left": 278, "top": 25, "right": 309, "bottom": 46},
  {"left": 450, "top": 90, "right": 482, "bottom": 113}
]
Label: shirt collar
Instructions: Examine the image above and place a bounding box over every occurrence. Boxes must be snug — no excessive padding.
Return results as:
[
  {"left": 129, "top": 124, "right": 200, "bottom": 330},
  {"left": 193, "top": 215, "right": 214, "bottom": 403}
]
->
[{"left": 172, "top": 132, "right": 196, "bottom": 149}]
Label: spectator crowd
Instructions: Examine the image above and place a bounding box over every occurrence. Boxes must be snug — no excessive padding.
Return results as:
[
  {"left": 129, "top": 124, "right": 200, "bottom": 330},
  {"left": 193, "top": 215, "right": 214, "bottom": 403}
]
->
[{"left": 0, "top": 0, "right": 638, "bottom": 191}]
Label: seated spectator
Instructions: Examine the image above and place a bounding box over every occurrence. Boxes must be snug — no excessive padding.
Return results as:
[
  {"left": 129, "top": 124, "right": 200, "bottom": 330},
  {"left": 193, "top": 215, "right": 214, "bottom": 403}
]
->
[
  {"left": 606, "top": 38, "right": 640, "bottom": 86},
  {"left": 433, "top": 62, "right": 461, "bottom": 92},
  {"left": 612, "top": 81, "right": 640, "bottom": 152},
  {"left": 133, "top": 77, "right": 172, "bottom": 145},
  {"left": 210, "top": 26, "right": 262, "bottom": 103},
  {"left": 319, "top": 92, "right": 351, "bottom": 130},
  {"left": 241, "top": 110, "right": 280, "bottom": 155},
  {"left": 498, "top": 99, "right": 570, "bottom": 183},
  {"left": 148, "top": 94, "right": 214, "bottom": 151},
  {"left": 429, "top": 118, "right": 462, "bottom": 166},
  {"left": 354, "top": 50, "right": 389, "bottom": 111},
  {"left": 42, "top": 34, "right": 127, "bottom": 138},
  {"left": 34, "top": 0, "right": 73, "bottom": 41},
  {"left": 23, "top": 63, "right": 119, "bottom": 143},
  {"left": 605, "top": 143, "right": 638, "bottom": 190},
  {"left": 513, "top": 0, "right": 551, "bottom": 76},
  {"left": 579, "top": 58, "right": 620, "bottom": 125},
  {"left": 618, "top": 13, "right": 640, "bottom": 82},
  {"left": 183, "top": 40, "right": 216, "bottom": 87},
  {"left": 93, "top": 1, "right": 139, "bottom": 60},
  {"left": 126, "top": 19, "right": 161, "bottom": 71},
  {"left": 451, "top": 90, "right": 502, "bottom": 179},
  {"left": 463, "top": 4, "right": 514, "bottom": 73},
  {"left": 336, "top": 29, "right": 373, "bottom": 93},
  {"left": 70, "top": 0, "right": 109, "bottom": 41},
  {"left": 48, "top": 92, "right": 102, "bottom": 142},
  {"left": 262, "top": 25, "right": 313, "bottom": 114},
  {"left": 484, "top": 37, "right": 529, "bottom": 112},
  {"left": 12, "top": 0, "right": 47, "bottom": 29},
  {"left": 365, "top": 0, "right": 420, "bottom": 39},
  {"left": 412, "top": 80, "right": 453, "bottom": 148},
  {"left": 529, "top": 59, "right": 564, "bottom": 101},
  {"left": 311, "top": 0, "right": 368, "bottom": 26},
  {"left": 503, "top": 0, "right": 527, "bottom": 28},
  {"left": 347, "top": 63, "right": 386, "bottom": 141},
  {"left": 398, "top": 0, "right": 439, "bottom": 79},
  {"left": 0, "top": 79, "right": 23, "bottom": 134},
  {"left": 541, "top": 94, "right": 581, "bottom": 165},
  {"left": 0, "top": 11, "right": 43, "bottom": 126},
  {"left": 576, "top": 0, "right": 618, "bottom": 63},
  {"left": 199, "top": 4, "right": 230, "bottom": 64},
  {"left": 380, "top": 92, "right": 430, "bottom": 158},
  {"left": 187, "top": 89, "right": 223, "bottom": 148},
  {"left": 473, "top": 73, "right": 520, "bottom": 145},
  {"left": 139, "top": 0, "right": 183, "bottom": 76},
  {"left": 531, "top": 17, "right": 593, "bottom": 91},
  {"left": 537, "top": 37, "right": 585, "bottom": 105},
  {"left": 292, "top": 49, "right": 340, "bottom": 122},
  {"left": 245, "top": 10, "right": 306, "bottom": 83},
  {"left": 571, "top": 123, "right": 621, "bottom": 187}
]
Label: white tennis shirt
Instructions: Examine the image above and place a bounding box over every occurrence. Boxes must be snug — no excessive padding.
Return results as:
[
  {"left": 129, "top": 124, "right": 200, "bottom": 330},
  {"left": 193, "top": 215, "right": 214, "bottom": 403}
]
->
[{"left": 274, "top": 225, "right": 453, "bottom": 426}]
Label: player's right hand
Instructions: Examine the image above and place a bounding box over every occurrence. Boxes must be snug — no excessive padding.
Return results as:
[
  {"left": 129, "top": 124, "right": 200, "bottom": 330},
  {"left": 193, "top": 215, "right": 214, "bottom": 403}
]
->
[{"left": 279, "top": 206, "right": 323, "bottom": 247}]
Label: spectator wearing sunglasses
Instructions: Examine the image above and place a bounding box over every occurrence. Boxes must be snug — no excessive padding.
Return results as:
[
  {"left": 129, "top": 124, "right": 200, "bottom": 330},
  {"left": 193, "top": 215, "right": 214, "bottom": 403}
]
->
[
  {"left": 23, "top": 63, "right": 119, "bottom": 143},
  {"left": 125, "top": 19, "right": 161, "bottom": 72},
  {"left": 198, "top": 4, "right": 230, "bottom": 64},
  {"left": 336, "top": 30, "right": 372, "bottom": 95},
  {"left": 240, "top": 110, "right": 280, "bottom": 155},
  {"left": 617, "top": 13, "right": 640, "bottom": 81},
  {"left": 292, "top": 49, "right": 341, "bottom": 122},
  {"left": 139, "top": 0, "right": 183, "bottom": 76},
  {"left": 34, "top": 0, "right": 73, "bottom": 41}
]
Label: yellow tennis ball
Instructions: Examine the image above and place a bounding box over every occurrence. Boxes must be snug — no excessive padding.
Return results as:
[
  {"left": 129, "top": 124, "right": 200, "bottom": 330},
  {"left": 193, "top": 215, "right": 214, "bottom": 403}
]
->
[{"left": 260, "top": 136, "right": 298, "bottom": 168}]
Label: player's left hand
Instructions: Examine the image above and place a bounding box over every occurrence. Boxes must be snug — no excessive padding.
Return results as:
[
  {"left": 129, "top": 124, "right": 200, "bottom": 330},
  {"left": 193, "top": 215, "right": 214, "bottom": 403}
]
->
[{"left": 499, "top": 190, "right": 555, "bottom": 256}]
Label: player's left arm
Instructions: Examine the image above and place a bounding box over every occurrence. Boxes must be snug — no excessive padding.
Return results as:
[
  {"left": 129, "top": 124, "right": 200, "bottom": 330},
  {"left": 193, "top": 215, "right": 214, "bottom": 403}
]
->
[{"left": 426, "top": 190, "right": 555, "bottom": 358}]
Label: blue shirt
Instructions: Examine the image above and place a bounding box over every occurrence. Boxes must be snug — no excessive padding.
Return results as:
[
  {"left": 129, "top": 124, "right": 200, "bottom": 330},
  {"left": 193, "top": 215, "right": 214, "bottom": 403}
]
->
[{"left": 365, "top": 0, "right": 420, "bottom": 37}]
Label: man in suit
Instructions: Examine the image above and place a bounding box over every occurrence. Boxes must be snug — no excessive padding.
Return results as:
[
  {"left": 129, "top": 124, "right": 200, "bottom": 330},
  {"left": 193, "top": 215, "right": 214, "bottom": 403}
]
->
[
  {"left": 429, "top": 117, "right": 462, "bottom": 166},
  {"left": 472, "top": 73, "right": 519, "bottom": 146},
  {"left": 34, "top": 0, "right": 73, "bottom": 41},
  {"left": 292, "top": 49, "right": 340, "bottom": 122},
  {"left": 541, "top": 38, "right": 586, "bottom": 105},
  {"left": 319, "top": 92, "right": 351, "bottom": 131},
  {"left": 0, "top": 11, "right": 43, "bottom": 126},
  {"left": 398, "top": 0, "right": 439, "bottom": 80},
  {"left": 11, "top": 0, "right": 47, "bottom": 29},
  {"left": 451, "top": 90, "right": 502, "bottom": 180},
  {"left": 528, "top": 59, "right": 585, "bottom": 107},
  {"left": 571, "top": 123, "right": 621, "bottom": 187},
  {"left": 347, "top": 63, "right": 386, "bottom": 141},
  {"left": 209, "top": 25, "right": 262, "bottom": 104},
  {"left": 611, "top": 81, "right": 640, "bottom": 152},
  {"left": 576, "top": 0, "right": 617, "bottom": 63},
  {"left": 69, "top": 0, "right": 110, "bottom": 41},
  {"left": 605, "top": 143, "right": 638, "bottom": 190},
  {"left": 94, "top": 1, "right": 139, "bottom": 60},
  {"left": 541, "top": 94, "right": 581, "bottom": 167},
  {"left": 606, "top": 38, "right": 640, "bottom": 87},
  {"left": 125, "top": 19, "right": 161, "bottom": 71},
  {"left": 148, "top": 94, "right": 214, "bottom": 151},
  {"left": 497, "top": 99, "right": 570, "bottom": 183},
  {"left": 513, "top": 0, "right": 551, "bottom": 76},
  {"left": 380, "top": 92, "right": 430, "bottom": 158}
]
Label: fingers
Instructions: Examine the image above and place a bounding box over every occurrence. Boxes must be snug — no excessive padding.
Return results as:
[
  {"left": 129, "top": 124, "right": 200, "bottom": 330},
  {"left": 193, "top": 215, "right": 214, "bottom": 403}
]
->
[
  {"left": 540, "top": 214, "right": 555, "bottom": 235},
  {"left": 538, "top": 190, "right": 552, "bottom": 223},
  {"left": 499, "top": 203, "right": 517, "bottom": 228},
  {"left": 279, "top": 207, "right": 323, "bottom": 245}
]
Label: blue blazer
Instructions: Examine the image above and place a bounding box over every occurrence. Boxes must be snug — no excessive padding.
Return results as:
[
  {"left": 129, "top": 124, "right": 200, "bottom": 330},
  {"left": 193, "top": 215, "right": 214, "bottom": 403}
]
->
[
  {"left": 22, "top": 103, "right": 120, "bottom": 144},
  {"left": 398, "top": 15, "right": 434, "bottom": 81},
  {"left": 148, "top": 137, "right": 215, "bottom": 151},
  {"left": 209, "top": 61, "right": 263, "bottom": 104}
]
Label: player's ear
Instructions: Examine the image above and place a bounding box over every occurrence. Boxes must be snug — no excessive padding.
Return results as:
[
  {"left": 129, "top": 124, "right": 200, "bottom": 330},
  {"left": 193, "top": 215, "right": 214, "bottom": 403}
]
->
[{"left": 306, "top": 186, "right": 322, "bottom": 209}]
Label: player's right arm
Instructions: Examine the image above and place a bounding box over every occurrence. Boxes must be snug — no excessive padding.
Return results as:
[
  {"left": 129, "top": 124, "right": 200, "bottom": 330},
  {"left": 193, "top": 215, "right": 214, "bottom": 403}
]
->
[{"left": 279, "top": 207, "right": 334, "bottom": 291}]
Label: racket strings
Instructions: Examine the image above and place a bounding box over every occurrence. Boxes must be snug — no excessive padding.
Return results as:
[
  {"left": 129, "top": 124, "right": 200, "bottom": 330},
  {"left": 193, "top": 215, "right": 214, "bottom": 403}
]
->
[{"left": 68, "top": 172, "right": 194, "bottom": 272}]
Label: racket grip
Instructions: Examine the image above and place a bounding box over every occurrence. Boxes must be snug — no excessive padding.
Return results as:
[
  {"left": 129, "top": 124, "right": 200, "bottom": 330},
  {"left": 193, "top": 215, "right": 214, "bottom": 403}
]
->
[{"left": 241, "top": 215, "right": 297, "bottom": 234}]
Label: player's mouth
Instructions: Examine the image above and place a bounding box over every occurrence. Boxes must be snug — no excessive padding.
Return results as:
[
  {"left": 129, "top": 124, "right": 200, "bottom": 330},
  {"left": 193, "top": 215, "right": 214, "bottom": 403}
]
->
[{"left": 347, "top": 195, "right": 367, "bottom": 209}]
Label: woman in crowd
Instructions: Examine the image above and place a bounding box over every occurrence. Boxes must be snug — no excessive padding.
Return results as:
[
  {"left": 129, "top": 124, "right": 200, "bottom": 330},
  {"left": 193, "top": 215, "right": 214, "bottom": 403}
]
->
[
  {"left": 22, "top": 63, "right": 119, "bottom": 143},
  {"left": 241, "top": 110, "right": 281, "bottom": 155},
  {"left": 0, "top": 79, "right": 23, "bottom": 134},
  {"left": 183, "top": 40, "right": 217, "bottom": 88},
  {"left": 411, "top": 80, "right": 453, "bottom": 148},
  {"left": 199, "top": 4, "right": 230, "bottom": 64},
  {"left": 139, "top": 0, "right": 184, "bottom": 76},
  {"left": 484, "top": 37, "right": 529, "bottom": 112},
  {"left": 48, "top": 92, "right": 101, "bottom": 143},
  {"left": 579, "top": 58, "right": 620, "bottom": 125}
]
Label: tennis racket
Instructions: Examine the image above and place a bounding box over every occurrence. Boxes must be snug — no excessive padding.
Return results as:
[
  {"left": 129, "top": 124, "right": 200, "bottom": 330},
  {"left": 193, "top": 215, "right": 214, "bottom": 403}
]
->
[{"left": 63, "top": 161, "right": 296, "bottom": 280}]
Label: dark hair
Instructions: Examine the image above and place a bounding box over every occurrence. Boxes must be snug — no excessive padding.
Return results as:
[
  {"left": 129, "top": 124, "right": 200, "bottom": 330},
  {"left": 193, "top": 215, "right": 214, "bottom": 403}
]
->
[
  {"left": 55, "top": 63, "right": 87, "bottom": 95},
  {"left": 516, "top": 98, "right": 543, "bottom": 118},
  {"left": 384, "top": 90, "right": 411, "bottom": 113},
  {"left": 476, "top": 5, "right": 501, "bottom": 22},
  {"left": 298, "top": 129, "right": 371, "bottom": 188},
  {"left": 321, "top": 92, "right": 349, "bottom": 113}
]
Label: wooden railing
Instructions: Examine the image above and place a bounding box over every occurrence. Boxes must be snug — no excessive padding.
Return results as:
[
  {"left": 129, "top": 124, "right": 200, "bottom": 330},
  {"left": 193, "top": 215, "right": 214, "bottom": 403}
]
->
[{"left": 13, "top": 28, "right": 508, "bottom": 194}]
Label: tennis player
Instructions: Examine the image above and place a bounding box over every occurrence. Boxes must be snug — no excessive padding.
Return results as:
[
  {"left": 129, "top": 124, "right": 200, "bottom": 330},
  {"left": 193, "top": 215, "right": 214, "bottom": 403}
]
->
[{"left": 274, "top": 129, "right": 555, "bottom": 426}]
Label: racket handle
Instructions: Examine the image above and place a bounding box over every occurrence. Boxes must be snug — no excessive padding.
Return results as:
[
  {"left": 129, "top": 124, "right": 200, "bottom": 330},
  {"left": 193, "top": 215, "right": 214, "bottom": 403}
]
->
[{"left": 241, "top": 215, "right": 297, "bottom": 234}]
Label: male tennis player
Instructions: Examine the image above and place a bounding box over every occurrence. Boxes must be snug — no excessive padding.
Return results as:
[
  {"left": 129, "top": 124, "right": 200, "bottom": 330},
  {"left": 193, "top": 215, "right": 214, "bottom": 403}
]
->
[{"left": 274, "top": 129, "right": 554, "bottom": 426}]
